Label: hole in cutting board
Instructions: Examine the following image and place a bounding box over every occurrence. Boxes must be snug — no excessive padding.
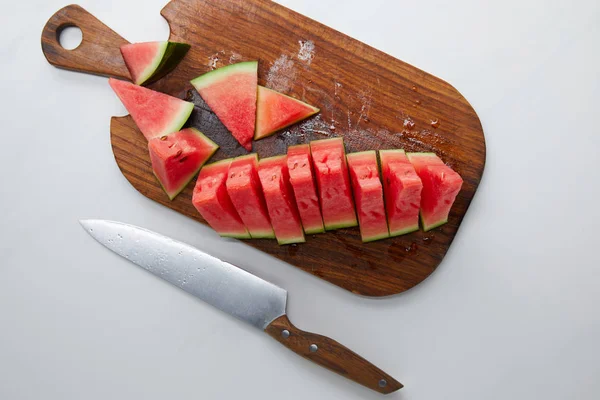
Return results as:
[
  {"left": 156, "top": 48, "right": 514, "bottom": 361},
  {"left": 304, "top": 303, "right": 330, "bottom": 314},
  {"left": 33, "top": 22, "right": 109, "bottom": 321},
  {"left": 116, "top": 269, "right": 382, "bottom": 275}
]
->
[{"left": 58, "top": 26, "right": 82, "bottom": 50}]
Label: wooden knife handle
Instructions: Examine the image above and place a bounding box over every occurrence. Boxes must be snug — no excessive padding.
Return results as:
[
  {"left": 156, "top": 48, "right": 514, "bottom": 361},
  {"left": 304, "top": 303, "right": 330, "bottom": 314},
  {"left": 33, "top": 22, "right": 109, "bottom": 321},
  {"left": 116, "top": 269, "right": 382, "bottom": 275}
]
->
[
  {"left": 265, "top": 314, "right": 402, "bottom": 394},
  {"left": 41, "top": 4, "right": 130, "bottom": 79}
]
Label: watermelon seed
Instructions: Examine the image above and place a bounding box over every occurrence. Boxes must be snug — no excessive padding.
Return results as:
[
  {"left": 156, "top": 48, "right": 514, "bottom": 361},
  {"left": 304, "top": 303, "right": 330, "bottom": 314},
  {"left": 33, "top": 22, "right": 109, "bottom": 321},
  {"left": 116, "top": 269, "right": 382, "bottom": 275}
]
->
[
  {"left": 302, "top": 163, "right": 307, "bottom": 168},
  {"left": 431, "top": 119, "right": 440, "bottom": 128},
  {"left": 175, "top": 150, "right": 183, "bottom": 158},
  {"left": 160, "top": 136, "right": 168, "bottom": 141},
  {"left": 412, "top": 86, "right": 418, "bottom": 92},
  {"left": 179, "top": 156, "right": 188, "bottom": 163},
  {"left": 293, "top": 162, "right": 298, "bottom": 170},
  {"left": 271, "top": 175, "right": 277, "bottom": 181}
]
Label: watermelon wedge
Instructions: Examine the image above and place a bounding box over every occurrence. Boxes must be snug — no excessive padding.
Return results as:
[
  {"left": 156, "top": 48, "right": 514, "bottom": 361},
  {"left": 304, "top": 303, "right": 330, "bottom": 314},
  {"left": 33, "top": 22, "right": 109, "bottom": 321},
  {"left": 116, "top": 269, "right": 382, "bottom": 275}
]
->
[
  {"left": 192, "top": 159, "right": 250, "bottom": 239},
  {"left": 226, "top": 154, "right": 275, "bottom": 239},
  {"left": 255, "top": 86, "right": 320, "bottom": 140},
  {"left": 149, "top": 128, "right": 218, "bottom": 200},
  {"left": 190, "top": 62, "right": 258, "bottom": 151},
  {"left": 407, "top": 153, "right": 463, "bottom": 231},
  {"left": 347, "top": 151, "right": 389, "bottom": 242},
  {"left": 120, "top": 41, "right": 190, "bottom": 86},
  {"left": 287, "top": 144, "right": 324, "bottom": 234},
  {"left": 257, "top": 156, "right": 305, "bottom": 245},
  {"left": 380, "top": 149, "right": 423, "bottom": 236},
  {"left": 109, "top": 78, "right": 194, "bottom": 141},
  {"left": 310, "top": 138, "right": 358, "bottom": 230}
]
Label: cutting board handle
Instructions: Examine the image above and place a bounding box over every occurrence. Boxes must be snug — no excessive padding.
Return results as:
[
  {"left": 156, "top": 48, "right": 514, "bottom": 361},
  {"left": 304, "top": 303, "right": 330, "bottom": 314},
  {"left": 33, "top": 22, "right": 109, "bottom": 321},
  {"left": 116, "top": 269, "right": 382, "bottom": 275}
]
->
[{"left": 41, "top": 4, "right": 131, "bottom": 79}]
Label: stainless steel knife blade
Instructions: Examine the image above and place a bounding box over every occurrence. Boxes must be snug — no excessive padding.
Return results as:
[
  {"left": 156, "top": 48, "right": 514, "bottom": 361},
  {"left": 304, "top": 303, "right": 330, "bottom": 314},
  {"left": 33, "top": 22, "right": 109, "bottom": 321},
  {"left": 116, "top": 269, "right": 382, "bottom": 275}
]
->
[{"left": 80, "top": 219, "right": 286, "bottom": 329}]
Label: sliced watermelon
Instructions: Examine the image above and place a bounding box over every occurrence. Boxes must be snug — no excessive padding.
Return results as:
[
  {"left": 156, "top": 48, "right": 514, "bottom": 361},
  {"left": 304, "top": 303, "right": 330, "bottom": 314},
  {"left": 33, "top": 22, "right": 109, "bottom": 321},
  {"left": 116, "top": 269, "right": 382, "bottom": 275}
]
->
[
  {"left": 380, "top": 149, "right": 423, "bottom": 236},
  {"left": 310, "top": 138, "right": 358, "bottom": 230},
  {"left": 192, "top": 159, "right": 250, "bottom": 239},
  {"left": 407, "top": 153, "right": 463, "bottom": 231},
  {"left": 109, "top": 78, "right": 194, "bottom": 141},
  {"left": 148, "top": 128, "right": 218, "bottom": 200},
  {"left": 257, "top": 156, "right": 305, "bottom": 245},
  {"left": 120, "top": 41, "right": 190, "bottom": 86},
  {"left": 255, "top": 86, "right": 320, "bottom": 140},
  {"left": 287, "top": 144, "right": 324, "bottom": 234},
  {"left": 346, "top": 151, "right": 389, "bottom": 242},
  {"left": 226, "top": 154, "right": 274, "bottom": 239},
  {"left": 190, "top": 62, "right": 258, "bottom": 151}
]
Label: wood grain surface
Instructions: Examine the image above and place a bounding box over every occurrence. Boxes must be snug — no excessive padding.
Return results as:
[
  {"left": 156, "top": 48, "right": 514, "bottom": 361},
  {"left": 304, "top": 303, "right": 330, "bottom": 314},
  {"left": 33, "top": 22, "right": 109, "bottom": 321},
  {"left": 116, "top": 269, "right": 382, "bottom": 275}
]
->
[
  {"left": 265, "top": 314, "right": 403, "bottom": 394},
  {"left": 41, "top": 0, "right": 486, "bottom": 297}
]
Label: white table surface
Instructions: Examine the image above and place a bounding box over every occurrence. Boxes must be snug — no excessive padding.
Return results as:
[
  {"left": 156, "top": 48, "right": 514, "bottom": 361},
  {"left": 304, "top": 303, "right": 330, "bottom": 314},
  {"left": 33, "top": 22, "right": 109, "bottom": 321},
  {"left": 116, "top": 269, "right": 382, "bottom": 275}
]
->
[{"left": 2, "top": 0, "right": 599, "bottom": 399}]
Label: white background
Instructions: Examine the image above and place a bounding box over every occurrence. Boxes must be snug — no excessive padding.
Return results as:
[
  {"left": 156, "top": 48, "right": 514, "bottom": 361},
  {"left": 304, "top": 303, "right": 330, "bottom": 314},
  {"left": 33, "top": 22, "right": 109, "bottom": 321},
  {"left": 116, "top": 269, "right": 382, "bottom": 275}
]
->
[{"left": 1, "top": 0, "right": 599, "bottom": 399}]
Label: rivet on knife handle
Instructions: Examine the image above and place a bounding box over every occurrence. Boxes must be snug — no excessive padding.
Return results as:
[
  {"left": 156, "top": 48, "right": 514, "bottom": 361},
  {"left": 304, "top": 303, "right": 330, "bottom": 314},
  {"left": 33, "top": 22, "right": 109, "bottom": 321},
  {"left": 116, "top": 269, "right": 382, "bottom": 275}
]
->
[
  {"left": 41, "top": 5, "right": 131, "bottom": 79},
  {"left": 265, "top": 315, "right": 403, "bottom": 394}
]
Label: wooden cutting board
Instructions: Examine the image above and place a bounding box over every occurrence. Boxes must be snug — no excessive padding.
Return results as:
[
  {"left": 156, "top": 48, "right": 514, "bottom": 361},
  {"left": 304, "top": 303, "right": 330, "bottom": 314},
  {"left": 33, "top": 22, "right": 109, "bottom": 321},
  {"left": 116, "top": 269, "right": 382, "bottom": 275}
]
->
[{"left": 42, "top": 0, "right": 486, "bottom": 297}]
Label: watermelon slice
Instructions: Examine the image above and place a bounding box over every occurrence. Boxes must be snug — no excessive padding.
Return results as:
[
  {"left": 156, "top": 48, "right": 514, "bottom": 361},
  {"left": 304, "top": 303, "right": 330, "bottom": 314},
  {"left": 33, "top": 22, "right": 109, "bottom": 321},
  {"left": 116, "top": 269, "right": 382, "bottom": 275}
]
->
[
  {"left": 380, "top": 149, "right": 423, "bottom": 236},
  {"left": 109, "top": 78, "right": 194, "bottom": 141},
  {"left": 257, "top": 156, "right": 305, "bottom": 245},
  {"left": 310, "top": 138, "right": 358, "bottom": 230},
  {"left": 226, "top": 154, "right": 275, "bottom": 239},
  {"left": 148, "top": 128, "right": 218, "bottom": 200},
  {"left": 190, "top": 62, "right": 258, "bottom": 151},
  {"left": 120, "top": 41, "right": 191, "bottom": 86},
  {"left": 192, "top": 159, "right": 250, "bottom": 239},
  {"left": 346, "top": 151, "right": 389, "bottom": 242},
  {"left": 407, "top": 153, "right": 463, "bottom": 231},
  {"left": 255, "top": 86, "right": 320, "bottom": 140},
  {"left": 287, "top": 144, "right": 324, "bottom": 234}
]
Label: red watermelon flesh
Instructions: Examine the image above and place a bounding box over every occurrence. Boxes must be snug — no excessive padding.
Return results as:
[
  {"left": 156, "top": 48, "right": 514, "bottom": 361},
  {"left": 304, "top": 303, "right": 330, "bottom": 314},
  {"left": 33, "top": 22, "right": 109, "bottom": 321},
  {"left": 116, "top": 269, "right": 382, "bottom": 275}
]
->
[
  {"left": 192, "top": 159, "right": 250, "bottom": 239},
  {"left": 190, "top": 62, "right": 257, "bottom": 151},
  {"left": 255, "top": 86, "right": 320, "bottom": 140},
  {"left": 109, "top": 78, "right": 194, "bottom": 140},
  {"left": 407, "top": 153, "right": 463, "bottom": 231},
  {"left": 346, "top": 151, "right": 389, "bottom": 242},
  {"left": 120, "top": 41, "right": 190, "bottom": 86},
  {"left": 226, "top": 154, "right": 274, "bottom": 239},
  {"left": 287, "top": 144, "right": 324, "bottom": 234},
  {"left": 380, "top": 149, "right": 423, "bottom": 236},
  {"left": 148, "top": 128, "right": 218, "bottom": 200},
  {"left": 310, "top": 138, "right": 357, "bottom": 230},
  {"left": 258, "top": 156, "right": 305, "bottom": 245}
]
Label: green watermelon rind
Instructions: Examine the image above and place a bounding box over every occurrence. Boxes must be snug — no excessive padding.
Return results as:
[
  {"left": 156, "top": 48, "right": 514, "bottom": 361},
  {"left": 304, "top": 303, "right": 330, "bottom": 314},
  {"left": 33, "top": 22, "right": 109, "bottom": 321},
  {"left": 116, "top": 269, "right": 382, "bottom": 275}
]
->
[
  {"left": 254, "top": 86, "right": 320, "bottom": 140},
  {"left": 127, "top": 42, "right": 191, "bottom": 86},
  {"left": 421, "top": 216, "right": 447, "bottom": 232},
  {"left": 389, "top": 224, "right": 419, "bottom": 237},
  {"left": 153, "top": 128, "right": 219, "bottom": 200},
  {"left": 190, "top": 61, "right": 258, "bottom": 89},
  {"left": 144, "top": 42, "right": 191, "bottom": 86},
  {"left": 161, "top": 102, "right": 195, "bottom": 140},
  {"left": 362, "top": 231, "right": 392, "bottom": 243}
]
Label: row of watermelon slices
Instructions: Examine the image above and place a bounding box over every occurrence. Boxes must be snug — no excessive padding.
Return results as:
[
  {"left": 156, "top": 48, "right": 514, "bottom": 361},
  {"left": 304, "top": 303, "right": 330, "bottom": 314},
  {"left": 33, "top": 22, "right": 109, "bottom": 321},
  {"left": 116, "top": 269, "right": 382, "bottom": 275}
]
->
[{"left": 192, "top": 137, "right": 463, "bottom": 244}]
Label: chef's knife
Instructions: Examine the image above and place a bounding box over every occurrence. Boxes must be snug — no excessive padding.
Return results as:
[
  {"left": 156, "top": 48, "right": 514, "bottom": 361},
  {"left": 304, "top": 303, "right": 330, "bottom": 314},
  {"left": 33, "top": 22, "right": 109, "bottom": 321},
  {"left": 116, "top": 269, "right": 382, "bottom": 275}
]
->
[{"left": 80, "top": 220, "right": 402, "bottom": 394}]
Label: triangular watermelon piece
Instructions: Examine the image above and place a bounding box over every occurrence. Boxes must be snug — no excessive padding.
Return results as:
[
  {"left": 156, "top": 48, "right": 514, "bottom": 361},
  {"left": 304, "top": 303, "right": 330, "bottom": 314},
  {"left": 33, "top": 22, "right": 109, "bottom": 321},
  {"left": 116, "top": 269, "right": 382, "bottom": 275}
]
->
[
  {"left": 109, "top": 78, "right": 194, "bottom": 141},
  {"left": 148, "top": 128, "right": 218, "bottom": 200},
  {"left": 190, "top": 62, "right": 258, "bottom": 151},
  {"left": 255, "top": 86, "right": 320, "bottom": 140},
  {"left": 121, "top": 41, "right": 190, "bottom": 86}
]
